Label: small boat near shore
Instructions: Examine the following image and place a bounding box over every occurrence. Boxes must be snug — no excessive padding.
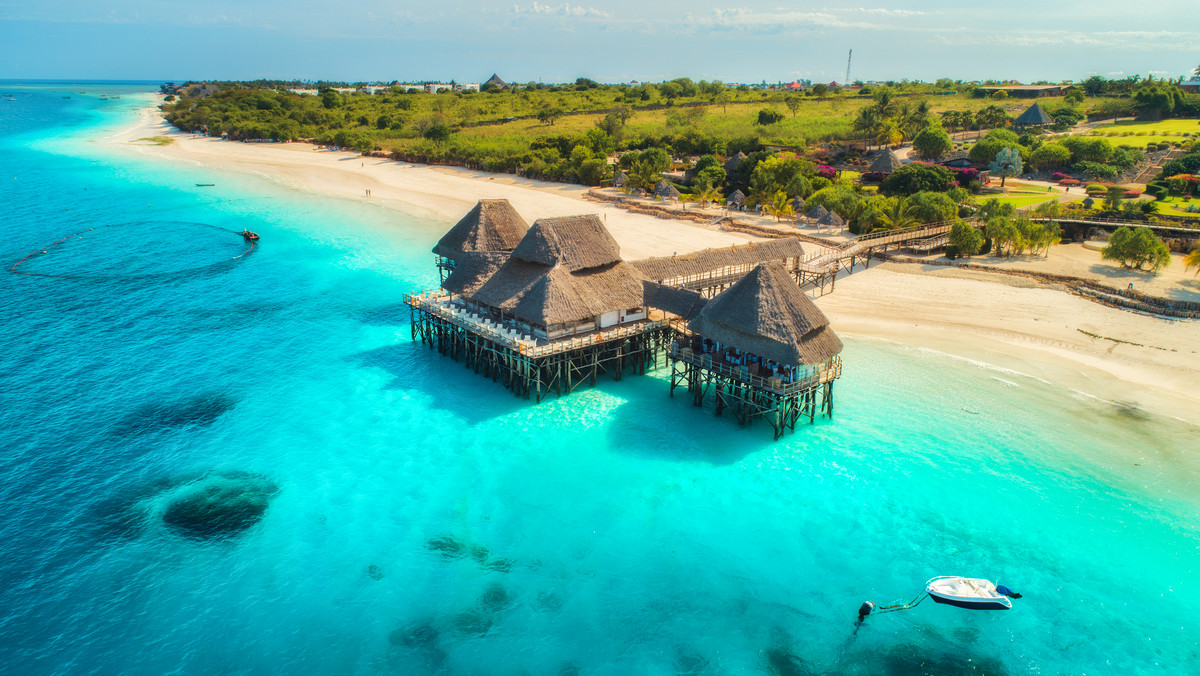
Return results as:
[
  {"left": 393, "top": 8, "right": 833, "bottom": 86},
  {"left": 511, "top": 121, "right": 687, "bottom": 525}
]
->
[
  {"left": 195, "top": 183, "right": 215, "bottom": 187},
  {"left": 925, "top": 576, "right": 1013, "bottom": 610},
  {"left": 241, "top": 229, "right": 260, "bottom": 241}
]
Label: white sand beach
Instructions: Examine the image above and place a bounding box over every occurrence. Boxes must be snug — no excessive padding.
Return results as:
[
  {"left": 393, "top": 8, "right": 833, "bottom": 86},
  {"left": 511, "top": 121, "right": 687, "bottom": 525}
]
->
[{"left": 111, "top": 100, "right": 1200, "bottom": 426}]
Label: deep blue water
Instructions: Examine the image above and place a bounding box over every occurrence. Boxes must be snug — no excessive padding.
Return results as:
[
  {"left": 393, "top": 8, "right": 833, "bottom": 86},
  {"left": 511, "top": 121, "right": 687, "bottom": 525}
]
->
[{"left": 2, "top": 84, "right": 1199, "bottom": 675}]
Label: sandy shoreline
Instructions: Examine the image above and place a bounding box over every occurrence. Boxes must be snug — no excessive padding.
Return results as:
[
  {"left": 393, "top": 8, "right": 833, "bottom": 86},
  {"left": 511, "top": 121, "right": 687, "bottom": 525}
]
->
[{"left": 107, "top": 98, "right": 1200, "bottom": 427}]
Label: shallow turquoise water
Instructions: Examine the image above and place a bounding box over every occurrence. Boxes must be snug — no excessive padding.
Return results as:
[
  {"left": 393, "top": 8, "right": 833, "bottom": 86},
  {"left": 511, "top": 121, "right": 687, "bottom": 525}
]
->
[{"left": 1, "top": 84, "right": 1198, "bottom": 675}]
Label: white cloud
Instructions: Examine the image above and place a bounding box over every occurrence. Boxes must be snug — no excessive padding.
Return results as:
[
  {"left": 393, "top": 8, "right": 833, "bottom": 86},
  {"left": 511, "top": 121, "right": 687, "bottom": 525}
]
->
[
  {"left": 512, "top": 3, "right": 610, "bottom": 18},
  {"left": 852, "top": 8, "right": 925, "bottom": 17}
]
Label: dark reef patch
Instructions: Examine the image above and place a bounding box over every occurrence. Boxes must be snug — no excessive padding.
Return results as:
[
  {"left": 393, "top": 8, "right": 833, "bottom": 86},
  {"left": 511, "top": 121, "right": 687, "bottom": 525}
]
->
[
  {"left": 113, "top": 392, "right": 239, "bottom": 435},
  {"left": 366, "top": 564, "right": 385, "bottom": 580},
  {"left": 425, "top": 534, "right": 514, "bottom": 572},
  {"left": 161, "top": 471, "right": 279, "bottom": 539}
]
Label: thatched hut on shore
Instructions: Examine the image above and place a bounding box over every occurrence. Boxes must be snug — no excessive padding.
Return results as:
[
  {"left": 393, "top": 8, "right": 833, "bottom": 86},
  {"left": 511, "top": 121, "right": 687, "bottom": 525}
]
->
[
  {"left": 654, "top": 180, "right": 682, "bottom": 200},
  {"left": 727, "top": 189, "right": 746, "bottom": 209},
  {"left": 612, "top": 171, "right": 628, "bottom": 188},
  {"left": 805, "top": 205, "right": 829, "bottom": 221},
  {"left": 724, "top": 151, "right": 747, "bottom": 175},
  {"left": 816, "top": 210, "right": 845, "bottom": 230}
]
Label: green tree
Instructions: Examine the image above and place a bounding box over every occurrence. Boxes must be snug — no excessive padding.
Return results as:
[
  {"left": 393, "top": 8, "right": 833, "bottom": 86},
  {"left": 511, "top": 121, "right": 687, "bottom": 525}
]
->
[
  {"left": 628, "top": 159, "right": 662, "bottom": 191},
  {"left": 986, "top": 215, "right": 1020, "bottom": 256},
  {"left": 423, "top": 124, "right": 452, "bottom": 144},
  {"left": 912, "top": 124, "right": 952, "bottom": 160},
  {"left": 879, "top": 163, "right": 955, "bottom": 196},
  {"left": 784, "top": 96, "right": 802, "bottom": 117},
  {"left": 1132, "top": 83, "right": 1182, "bottom": 121},
  {"left": 537, "top": 106, "right": 565, "bottom": 125},
  {"left": 806, "top": 185, "right": 863, "bottom": 219},
  {"left": 989, "top": 147, "right": 1023, "bottom": 187},
  {"left": 907, "top": 191, "right": 959, "bottom": 223},
  {"left": 1104, "top": 185, "right": 1125, "bottom": 211},
  {"left": 1029, "top": 142, "right": 1072, "bottom": 171},
  {"left": 321, "top": 90, "right": 341, "bottom": 109},
  {"left": 875, "top": 196, "right": 919, "bottom": 230},
  {"left": 1064, "top": 89, "right": 1085, "bottom": 106},
  {"left": 1101, "top": 226, "right": 1172, "bottom": 271},
  {"left": 968, "top": 128, "right": 1021, "bottom": 165},
  {"left": 975, "top": 105, "right": 1009, "bottom": 130},
  {"left": 764, "top": 190, "right": 796, "bottom": 222},
  {"left": 948, "top": 221, "right": 984, "bottom": 256},
  {"left": 811, "top": 83, "right": 829, "bottom": 96}
]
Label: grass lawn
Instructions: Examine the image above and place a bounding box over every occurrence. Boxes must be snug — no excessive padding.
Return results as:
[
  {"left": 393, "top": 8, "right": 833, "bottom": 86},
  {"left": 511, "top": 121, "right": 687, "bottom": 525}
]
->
[
  {"left": 1075, "top": 118, "right": 1200, "bottom": 148},
  {"left": 1152, "top": 196, "right": 1200, "bottom": 217}
]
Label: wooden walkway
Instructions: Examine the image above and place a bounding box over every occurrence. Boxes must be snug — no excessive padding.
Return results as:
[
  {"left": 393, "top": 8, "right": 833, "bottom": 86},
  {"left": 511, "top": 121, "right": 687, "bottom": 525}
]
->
[
  {"left": 795, "top": 221, "right": 962, "bottom": 294},
  {"left": 1023, "top": 215, "right": 1198, "bottom": 236}
]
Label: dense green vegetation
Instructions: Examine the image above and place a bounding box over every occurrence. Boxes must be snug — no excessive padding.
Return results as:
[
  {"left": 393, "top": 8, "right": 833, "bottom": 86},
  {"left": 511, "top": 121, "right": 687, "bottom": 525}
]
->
[{"left": 162, "top": 76, "right": 1200, "bottom": 244}]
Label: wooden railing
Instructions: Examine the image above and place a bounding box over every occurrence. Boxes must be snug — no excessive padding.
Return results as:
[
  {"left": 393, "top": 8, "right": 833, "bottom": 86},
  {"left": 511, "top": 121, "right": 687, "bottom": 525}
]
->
[
  {"left": 405, "top": 290, "right": 667, "bottom": 357},
  {"left": 670, "top": 345, "right": 841, "bottom": 395}
]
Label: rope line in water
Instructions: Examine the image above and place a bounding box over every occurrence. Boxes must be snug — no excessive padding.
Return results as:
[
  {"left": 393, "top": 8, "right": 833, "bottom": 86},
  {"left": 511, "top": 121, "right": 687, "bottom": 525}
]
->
[
  {"left": 875, "top": 592, "right": 927, "bottom": 614},
  {"left": 10, "top": 221, "right": 256, "bottom": 280}
]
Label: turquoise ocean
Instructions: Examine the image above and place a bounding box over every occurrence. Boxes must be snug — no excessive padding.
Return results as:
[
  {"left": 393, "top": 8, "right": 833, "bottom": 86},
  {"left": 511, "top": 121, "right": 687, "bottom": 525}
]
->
[{"left": 1, "top": 83, "right": 1198, "bottom": 675}]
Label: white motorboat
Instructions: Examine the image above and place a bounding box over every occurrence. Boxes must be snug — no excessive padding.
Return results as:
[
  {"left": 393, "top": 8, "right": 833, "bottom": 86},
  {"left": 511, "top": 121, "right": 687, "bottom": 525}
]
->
[{"left": 925, "top": 576, "right": 1013, "bottom": 610}]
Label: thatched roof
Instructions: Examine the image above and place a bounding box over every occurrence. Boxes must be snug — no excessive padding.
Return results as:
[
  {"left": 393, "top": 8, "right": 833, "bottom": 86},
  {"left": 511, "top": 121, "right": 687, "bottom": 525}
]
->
[
  {"left": 612, "top": 171, "right": 628, "bottom": 188},
  {"left": 442, "top": 252, "right": 507, "bottom": 296},
  {"left": 792, "top": 196, "right": 806, "bottom": 212},
  {"left": 817, "top": 211, "right": 844, "bottom": 227},
  {"left": 469, "top": 214, "right": 646, "bottom": 325},
  {"left": 727, "top": 189, "right": 746, "bottom": 205},
  {"left": 868, "top": 150, "right": 904, "bottom": 174},
  {"left": 433, "top": 199, "right": 529, "bottom": 262},
  {"left": 1015, "top": 102, "right": 1054, "bottom": 126},
  {"left": 510, "top": 214, "right": 621, "bottom": 270},
  {"left": 484, "top": 73, "right": 507, "bottom": 88},
  {"left": 724, "top": 151, "right": 747, "bottom": 174},
  {"left": 632, "top": 239, "right": 806, "bottom": 282},
  {"left": 643, "top": 281, "right": 707, "bottom": 320},
  {"left": 806, "top": 205, "right": 829, "bottom": 220},
  {"left": 688, "top": 263, "right": 843, "bottom": 366},
  {"left": 654, "top": 180, "right": 682, "bottom": 199}
]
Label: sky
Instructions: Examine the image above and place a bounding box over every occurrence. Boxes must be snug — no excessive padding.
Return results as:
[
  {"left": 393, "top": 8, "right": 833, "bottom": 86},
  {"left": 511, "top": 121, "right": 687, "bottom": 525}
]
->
[{"left": 1, "top": 1, "right": 1198, "bottom": 84}]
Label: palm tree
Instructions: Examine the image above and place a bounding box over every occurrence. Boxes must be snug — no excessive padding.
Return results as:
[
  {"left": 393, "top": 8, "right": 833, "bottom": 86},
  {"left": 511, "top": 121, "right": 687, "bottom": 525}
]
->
[
  {"left": 877, "top": 197, "right": 918, "bottom": 230},
  {"left": 853, "top": 107, "right": 882, "bottom": 150},
  {"left": 1186, "top": 247, "right": 1200, "bottom": 276},
  {"left": 764, "top": 191, "right": 795, "bottom": 222},
  {"left": 696, "top": 185, "right": 723, "bottom": 209}
]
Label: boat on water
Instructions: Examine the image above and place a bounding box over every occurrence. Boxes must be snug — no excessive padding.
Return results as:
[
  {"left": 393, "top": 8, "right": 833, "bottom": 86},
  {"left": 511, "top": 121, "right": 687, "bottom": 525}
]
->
[
  {"left": 925, "top": 576, "right": 1013, "bottom": 610},
  {"left": 195, "top": 183, "right": 215, "bottom": 187},
  {"left": 241, "top": 229, "right": 260, "bottom": 241}
]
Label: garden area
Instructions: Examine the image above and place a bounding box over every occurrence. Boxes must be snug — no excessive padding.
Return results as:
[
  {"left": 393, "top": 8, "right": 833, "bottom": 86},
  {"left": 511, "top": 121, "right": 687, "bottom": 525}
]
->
[{"left": 1074, "top": 118, "right": 1200, "bottom": 148}]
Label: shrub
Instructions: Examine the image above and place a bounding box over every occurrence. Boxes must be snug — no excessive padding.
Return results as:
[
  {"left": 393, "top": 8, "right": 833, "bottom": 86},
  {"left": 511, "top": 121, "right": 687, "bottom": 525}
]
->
[
  {"left": 1123, "top": 189, "right": 1141, "bottom": 198},
  {"left": 1051, "top": 172, "right": 1067, "bottom": 181},
  {"left": 1059, "top": 178, "right": 1081, "bottom": 186},
  {"left": 757, "top": 109, "right": 784, "bottom": 125},
  {"left": 1075, "top": 161, "right": 1120, "bottom": 180}
]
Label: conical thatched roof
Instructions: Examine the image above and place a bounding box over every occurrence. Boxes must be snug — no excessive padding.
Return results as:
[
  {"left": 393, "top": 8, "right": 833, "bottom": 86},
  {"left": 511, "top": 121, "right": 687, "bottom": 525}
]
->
[
  {"left": 817, "top": 211, "right": 844, "bottom": 227},
  {"left": 469, "top": 215, "right": 645, "bottom": 326},
  {"left": 612, "top": 171, "right": 628, "bottom": 188},
  {"left": 688, "top": 263, "right": 843, "bottom": 366},
  {"left": 792, "top": 196, "right": 806, "bottom": 212},
  {"left": 727, "top": 189, "right": 746, "bottom": 205},
  {"left": 724, "top": 151, "right": 747, "bottom": 174},
  {"left": 1015, "top": 102, "right": 1054, "bottom": 126},
  {"left": 654, "top": 180, "right": 682, "bottom": 199},
  {"left": 433, "top": 199, "right": 529, "bottom": 262},
  {"left": 484, "top": 73, "right": 507, "bottom": 88},
  {"left": 806, "top": 204, "right": 829, "bottom": 220},
  {"left": 869, "top": 149, "right": 904, "bottom": 174}
]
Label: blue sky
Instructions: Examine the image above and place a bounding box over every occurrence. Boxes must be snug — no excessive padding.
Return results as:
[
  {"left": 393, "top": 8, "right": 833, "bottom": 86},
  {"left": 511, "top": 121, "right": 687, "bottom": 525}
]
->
[{"left": 2, "top": 1, "right": 1197, "bottom": 83}]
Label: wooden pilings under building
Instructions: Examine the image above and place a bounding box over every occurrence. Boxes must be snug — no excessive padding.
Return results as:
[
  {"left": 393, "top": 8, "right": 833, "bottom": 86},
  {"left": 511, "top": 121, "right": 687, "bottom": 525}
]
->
[
  {"left": 407, "top": 291, "right": 671, "bottom": 401},
  {"left": 406, "top": 200, "right": 848, "bottom": 436},
  {"left": 663, "top": 262, "right": 845, "bottom": 439},
  {"left": 669, "top": 347, "right": 840, "bottom": 438}
]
